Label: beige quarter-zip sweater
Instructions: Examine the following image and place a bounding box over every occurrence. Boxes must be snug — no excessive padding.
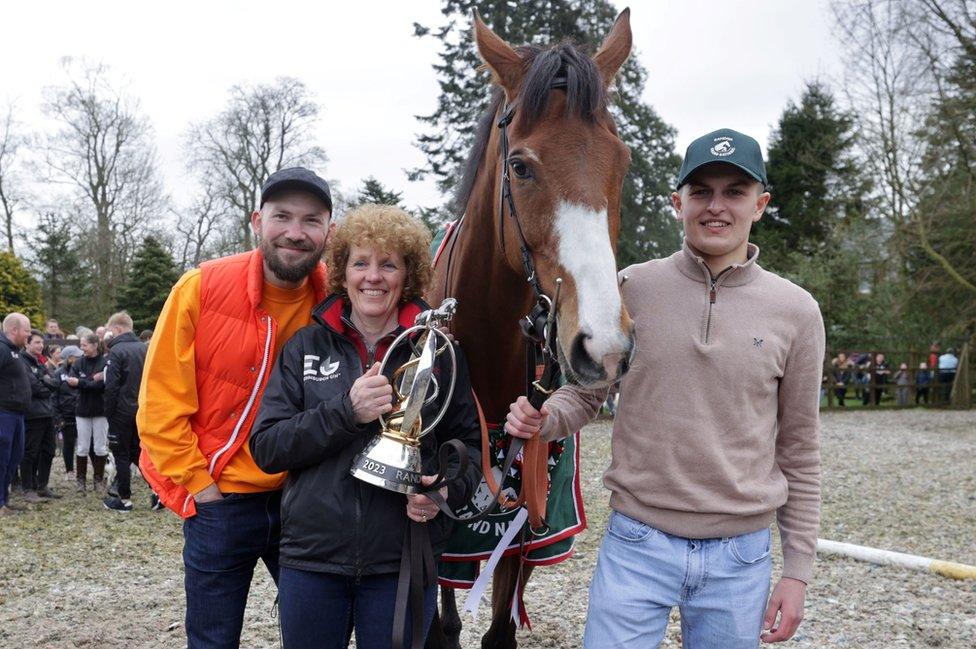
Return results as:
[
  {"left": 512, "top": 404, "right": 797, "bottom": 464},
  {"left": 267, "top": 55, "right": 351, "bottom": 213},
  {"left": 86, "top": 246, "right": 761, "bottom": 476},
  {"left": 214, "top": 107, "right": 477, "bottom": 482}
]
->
[{"left": 543, "top": 241, "right": 825, "bottom": 583}]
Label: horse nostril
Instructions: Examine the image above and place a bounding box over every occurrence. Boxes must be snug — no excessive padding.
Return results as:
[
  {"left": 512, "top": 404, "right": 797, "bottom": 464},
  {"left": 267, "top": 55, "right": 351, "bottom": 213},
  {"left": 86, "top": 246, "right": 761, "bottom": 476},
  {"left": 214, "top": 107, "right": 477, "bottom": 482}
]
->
[{"left": 570, "top": 330, "right": 606, "bottom": 383}]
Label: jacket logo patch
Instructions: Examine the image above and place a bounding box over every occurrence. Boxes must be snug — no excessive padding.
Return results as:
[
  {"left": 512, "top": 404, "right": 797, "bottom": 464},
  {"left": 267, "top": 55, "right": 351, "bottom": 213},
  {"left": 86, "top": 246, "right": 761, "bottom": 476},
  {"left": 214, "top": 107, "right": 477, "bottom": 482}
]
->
[
  {"left": 753, "top": 338, "right": 764, "bottom": 348},
  {"left": 303, "top": 354, "right": 341, "bottom": 381}
]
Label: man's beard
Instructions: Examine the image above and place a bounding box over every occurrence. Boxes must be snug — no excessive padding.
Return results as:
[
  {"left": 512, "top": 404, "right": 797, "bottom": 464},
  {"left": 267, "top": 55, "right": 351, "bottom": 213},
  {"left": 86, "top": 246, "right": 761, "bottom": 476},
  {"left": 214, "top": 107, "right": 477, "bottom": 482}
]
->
[{"left": 260, "top": 236, "right": 325, "bottom": 284}]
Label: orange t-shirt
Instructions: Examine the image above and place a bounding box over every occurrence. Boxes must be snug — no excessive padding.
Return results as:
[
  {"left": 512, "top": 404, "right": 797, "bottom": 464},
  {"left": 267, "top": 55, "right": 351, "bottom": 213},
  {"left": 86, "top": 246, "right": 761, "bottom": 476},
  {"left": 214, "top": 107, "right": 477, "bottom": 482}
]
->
[{"left": 218, "top": 280, "right": 316, "bottom": 492}]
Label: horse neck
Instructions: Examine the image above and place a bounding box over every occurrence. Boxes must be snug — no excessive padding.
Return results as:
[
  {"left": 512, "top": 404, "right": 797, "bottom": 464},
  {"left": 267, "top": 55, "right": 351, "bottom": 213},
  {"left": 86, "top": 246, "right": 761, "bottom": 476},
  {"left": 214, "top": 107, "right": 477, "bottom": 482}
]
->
[{"left": 440, "top": 141, "right": 536, "bottom": 421}]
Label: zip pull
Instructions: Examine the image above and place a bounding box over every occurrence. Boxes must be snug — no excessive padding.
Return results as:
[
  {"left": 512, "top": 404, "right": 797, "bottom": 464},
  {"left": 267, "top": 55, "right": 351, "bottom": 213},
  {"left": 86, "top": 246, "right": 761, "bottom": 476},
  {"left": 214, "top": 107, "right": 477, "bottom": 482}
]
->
[{"left": 709, "top": 280, "right": 717, "bottom": 304}]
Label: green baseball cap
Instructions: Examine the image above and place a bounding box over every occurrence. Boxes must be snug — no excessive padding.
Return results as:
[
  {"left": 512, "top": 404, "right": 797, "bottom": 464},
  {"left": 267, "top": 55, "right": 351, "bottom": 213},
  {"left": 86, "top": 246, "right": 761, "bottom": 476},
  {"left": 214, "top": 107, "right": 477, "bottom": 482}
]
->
[{"left": 676, "top": 128, "right": 767, "bottom": 189}]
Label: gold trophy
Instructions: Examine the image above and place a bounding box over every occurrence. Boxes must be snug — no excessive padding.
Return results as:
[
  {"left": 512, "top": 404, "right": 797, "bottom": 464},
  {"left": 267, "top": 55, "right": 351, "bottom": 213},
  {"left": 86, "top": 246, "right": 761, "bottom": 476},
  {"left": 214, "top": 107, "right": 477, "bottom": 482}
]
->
[{"left": 351, "top": 298, "right": 458, "bottom": 494}]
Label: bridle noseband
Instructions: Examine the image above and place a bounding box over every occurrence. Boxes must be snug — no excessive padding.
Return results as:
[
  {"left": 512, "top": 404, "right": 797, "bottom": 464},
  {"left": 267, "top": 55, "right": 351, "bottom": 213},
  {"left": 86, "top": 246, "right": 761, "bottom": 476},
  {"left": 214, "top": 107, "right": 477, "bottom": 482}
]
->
[{"left": 496, "top": 76, "right": 568, "bottom": 372}]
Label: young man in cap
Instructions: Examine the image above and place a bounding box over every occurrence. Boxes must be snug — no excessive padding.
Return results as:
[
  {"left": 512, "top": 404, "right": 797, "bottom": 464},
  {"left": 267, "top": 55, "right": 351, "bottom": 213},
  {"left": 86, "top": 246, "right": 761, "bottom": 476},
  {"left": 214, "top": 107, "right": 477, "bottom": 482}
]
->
[
  {"left": 138, "top": 167, "right": 333, "bottom": 647},
  {"left": 506, "top": 129, "right": 825, "bottom": 647}
]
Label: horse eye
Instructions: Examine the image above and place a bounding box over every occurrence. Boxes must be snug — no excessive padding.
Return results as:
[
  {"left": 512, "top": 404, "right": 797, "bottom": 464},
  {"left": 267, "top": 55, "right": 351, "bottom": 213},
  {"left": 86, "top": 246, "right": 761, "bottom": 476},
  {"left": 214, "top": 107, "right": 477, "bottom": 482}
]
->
[{"left": 510, "top": 159, "right": 531, "bottom": 179}]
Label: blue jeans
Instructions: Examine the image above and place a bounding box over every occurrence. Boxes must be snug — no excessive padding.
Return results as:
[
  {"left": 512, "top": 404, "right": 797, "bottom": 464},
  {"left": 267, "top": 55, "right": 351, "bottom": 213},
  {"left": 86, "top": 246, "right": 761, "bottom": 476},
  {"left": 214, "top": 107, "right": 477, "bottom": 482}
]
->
[
  {"left": 584, "top": 511, "right": 772, "bottom": 649},
  {"left": 278, "top": 566, "right": 437, "bottom": 649},
  {"left": 0, "top": 410, "right": 25, "bottom": 507},
  {"left": 183, "top": 491, "right": 281, "bottom": 648}
]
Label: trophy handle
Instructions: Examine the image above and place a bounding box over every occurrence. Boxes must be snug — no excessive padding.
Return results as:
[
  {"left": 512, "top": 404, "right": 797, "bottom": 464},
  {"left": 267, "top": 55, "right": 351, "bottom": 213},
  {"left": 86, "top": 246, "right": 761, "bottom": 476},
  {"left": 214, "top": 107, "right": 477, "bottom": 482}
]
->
[{"left": 378, "top": 326, "right": 457, "bottom": 437}]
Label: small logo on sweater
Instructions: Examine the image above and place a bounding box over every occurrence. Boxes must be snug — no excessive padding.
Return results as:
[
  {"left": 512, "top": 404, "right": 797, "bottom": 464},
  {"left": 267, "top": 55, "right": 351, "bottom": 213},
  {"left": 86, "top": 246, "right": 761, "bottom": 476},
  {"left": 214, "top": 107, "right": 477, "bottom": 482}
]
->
[
  {"left": 303, "top": 354, "right": 340, "bottom": 381},
  {"left": 753, "top": 338, "right": 764, "bottom": 348}
]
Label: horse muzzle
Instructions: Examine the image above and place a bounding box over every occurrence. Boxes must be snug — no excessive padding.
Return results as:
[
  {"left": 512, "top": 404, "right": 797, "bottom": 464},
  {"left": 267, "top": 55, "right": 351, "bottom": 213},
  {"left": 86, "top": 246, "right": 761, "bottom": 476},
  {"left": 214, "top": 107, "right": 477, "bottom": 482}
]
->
[{"left": 566, "top": 324, "right": 635, "bottom": 387}]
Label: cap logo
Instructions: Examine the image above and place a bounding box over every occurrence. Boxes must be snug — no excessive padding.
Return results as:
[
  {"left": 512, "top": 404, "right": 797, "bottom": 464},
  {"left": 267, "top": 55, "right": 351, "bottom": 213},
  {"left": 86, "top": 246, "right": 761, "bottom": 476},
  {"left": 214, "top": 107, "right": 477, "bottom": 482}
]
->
[{"left": 710, "top": 137, "right": 735, "bottom": 157}]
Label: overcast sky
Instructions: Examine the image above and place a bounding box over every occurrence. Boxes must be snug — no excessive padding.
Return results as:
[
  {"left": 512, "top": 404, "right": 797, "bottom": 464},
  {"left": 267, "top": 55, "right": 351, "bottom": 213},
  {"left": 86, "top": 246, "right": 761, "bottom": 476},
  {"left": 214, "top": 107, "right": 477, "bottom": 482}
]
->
[{"left": 1, "top": 0, "right": 843, "bottom": 218}]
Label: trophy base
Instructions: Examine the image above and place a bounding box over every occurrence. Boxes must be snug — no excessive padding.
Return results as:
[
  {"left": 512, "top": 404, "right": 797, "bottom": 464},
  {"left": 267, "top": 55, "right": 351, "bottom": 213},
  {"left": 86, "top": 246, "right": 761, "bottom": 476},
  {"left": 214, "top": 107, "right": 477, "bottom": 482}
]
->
[{"left": 351, "top": 435, "right": 423, "bottom": 494}]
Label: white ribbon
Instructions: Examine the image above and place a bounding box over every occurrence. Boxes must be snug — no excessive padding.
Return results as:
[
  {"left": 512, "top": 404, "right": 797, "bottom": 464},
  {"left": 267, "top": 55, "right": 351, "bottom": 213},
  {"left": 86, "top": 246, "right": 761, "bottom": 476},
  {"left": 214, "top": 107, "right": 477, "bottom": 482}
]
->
[
  {"left": 461, "top": 506, "right": 529, "bottom": 623},
  {"left": 510, "top": 571, "right": 521, "bottom": 624}
]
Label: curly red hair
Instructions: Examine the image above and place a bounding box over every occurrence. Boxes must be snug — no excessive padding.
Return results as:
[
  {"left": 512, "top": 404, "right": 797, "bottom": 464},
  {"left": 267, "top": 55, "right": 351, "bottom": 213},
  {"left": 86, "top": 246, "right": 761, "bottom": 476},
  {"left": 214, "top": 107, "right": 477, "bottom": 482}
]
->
[{"left": 326, "top": 204, "right": 432, "bottom": 302}]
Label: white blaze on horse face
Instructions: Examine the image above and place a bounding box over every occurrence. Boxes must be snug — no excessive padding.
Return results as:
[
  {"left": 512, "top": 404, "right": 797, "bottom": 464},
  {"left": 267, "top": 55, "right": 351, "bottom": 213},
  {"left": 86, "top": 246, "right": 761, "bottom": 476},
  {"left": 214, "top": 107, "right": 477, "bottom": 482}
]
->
[{"left": 554, "top": 200, "right": 628, "bottom": 372}]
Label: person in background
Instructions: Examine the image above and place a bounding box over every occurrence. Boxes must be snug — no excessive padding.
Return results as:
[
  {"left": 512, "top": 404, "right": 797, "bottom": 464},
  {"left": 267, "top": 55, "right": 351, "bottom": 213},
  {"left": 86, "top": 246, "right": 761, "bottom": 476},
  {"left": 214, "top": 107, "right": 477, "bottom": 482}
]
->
[
  {"left": 139, "top": 329, "right": 153, "bottom": 343},
  {"left": 858, "top": 355, "right": 872, "bottom": 406},
  {"left": 102, "top": 311, "right": 148, "bottom": 513},
  {"left": 44, "top": 319, "right": 65, "bottom": 342},
  {"left": 894, "top": 362, "right": 911, "bottom": 406},
  {"left": 928, "top": 342, "right": 942, "bottom": 402},
  {"left": 20, "top": 330, "right": 60, "bottom": 502},
  {"left": 916, "top": 362, "right": 932, "bottom": 405},
  {"left": 0, "top": 313, "right": 32, "bottom": 516},
  {"left": 68, "top": 333, "right": 109, "bottom": 493},
  {"left": 45, "top": 344, "right": 62, "bottom": 372},
  {"left": 873, "top": 353, "right": 890, "bottom": 405},
  {"left": 55, "top": 345, "right": 84, "bottom": 482},
  {"left": 832, "top": 352, "right": 851, "bottom": 407},
  {"left": 938, "top": 348, "right": 959, "bottom": 402}
]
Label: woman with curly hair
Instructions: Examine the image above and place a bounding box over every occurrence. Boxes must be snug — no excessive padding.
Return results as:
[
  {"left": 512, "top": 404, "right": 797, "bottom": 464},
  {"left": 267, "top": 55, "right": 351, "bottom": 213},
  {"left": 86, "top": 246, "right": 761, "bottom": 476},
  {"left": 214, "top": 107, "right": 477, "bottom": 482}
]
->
[{"left": 250, "top": 204, "right": 482, "bottom": 648}]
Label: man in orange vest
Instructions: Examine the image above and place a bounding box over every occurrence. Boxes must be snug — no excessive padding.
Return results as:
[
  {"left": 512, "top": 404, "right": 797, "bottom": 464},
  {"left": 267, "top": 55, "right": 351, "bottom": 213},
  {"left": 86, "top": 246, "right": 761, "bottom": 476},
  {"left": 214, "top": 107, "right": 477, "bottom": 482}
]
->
[{"left": 138, "top": 168, "right": 332, "bottom": 648}]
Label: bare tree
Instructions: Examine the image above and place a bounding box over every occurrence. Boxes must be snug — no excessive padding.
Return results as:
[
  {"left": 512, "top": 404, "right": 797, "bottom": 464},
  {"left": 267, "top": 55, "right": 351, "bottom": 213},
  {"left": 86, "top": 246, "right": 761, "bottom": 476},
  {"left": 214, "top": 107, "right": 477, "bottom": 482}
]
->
[
  {"left": 172, "top": 187, "right": 234, "bottom": 269},
  {"left": 41, "top": 58, "right": 167, "bottom": 316},
  {"left": 0, "top": 106, "right": 26, "bottom": 253},
  {"left": 833, "top": 0, "right": 976, "bottom": 339},
  {"left": 832, "top": 1, "right": 931, "bottom": 232},
  {"left": 185, "top": 77, "right": 328, "bottom": 250}
]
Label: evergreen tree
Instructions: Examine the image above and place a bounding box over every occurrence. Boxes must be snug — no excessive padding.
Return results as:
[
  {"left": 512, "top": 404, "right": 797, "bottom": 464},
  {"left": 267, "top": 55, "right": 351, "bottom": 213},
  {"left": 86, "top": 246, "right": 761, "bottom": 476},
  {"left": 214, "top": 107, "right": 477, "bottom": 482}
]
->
[
  {"left": 412, "top": 1, "right": 680, "bottom": 266},
  {"left": 758, "top": 82, "right": 883, "bottom": 348},
  {"left": 756, "top": 82, "right": 870, "bottom": 267},
  {"left": 22, "top": 211, "right": 85, "bottom": 324},
  {"left": 910, "top": 44, "right": 976, "bottom": 338},
  {"left": 116, "top": 236, "right": 179, "bottom": 331},
  {"left": 352, "top": 176, "right": 405, "bottom": 208},
  {"left": 0, "top": 250, "right": 44, "bottom": 327}
]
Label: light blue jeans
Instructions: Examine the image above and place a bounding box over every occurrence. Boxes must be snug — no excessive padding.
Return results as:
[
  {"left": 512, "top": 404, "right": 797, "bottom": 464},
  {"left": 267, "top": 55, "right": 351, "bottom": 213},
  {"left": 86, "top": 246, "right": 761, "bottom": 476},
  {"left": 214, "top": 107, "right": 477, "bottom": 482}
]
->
[{"left": 584, "top": 510, "right": 772, "bottom": 649}]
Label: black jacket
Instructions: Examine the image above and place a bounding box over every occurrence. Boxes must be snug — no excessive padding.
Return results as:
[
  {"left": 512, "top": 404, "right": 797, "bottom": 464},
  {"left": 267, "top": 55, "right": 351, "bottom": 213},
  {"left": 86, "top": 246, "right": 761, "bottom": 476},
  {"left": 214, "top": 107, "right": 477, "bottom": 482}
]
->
[
  {"left": 104, "top": 331, "right": 147, "bottom": 419},
  {"left": 250, "top": 296, "right": 482, "bottom": 578},
  {"left": 70, "top": 354, "right": 107, "bottom": 417},
  {"left": 53, "top": 363, "right": 80, "bottom": 418},
  {"left": 22, "top": 352, "right": 56, "bottom": 420},
  {"left": 0, "top": 332, "right": 30, "bottom": 414}
]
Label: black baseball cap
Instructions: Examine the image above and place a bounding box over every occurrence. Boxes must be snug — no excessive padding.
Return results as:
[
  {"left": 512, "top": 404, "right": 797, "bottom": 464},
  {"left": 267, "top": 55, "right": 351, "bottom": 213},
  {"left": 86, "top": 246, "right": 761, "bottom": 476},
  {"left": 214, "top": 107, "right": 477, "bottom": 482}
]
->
[
  {"left": 676, "top": 128, "right": 767, "bottom": 190},
  {"left": 260, "top": 167, "right": 333, "bottom": 211}
]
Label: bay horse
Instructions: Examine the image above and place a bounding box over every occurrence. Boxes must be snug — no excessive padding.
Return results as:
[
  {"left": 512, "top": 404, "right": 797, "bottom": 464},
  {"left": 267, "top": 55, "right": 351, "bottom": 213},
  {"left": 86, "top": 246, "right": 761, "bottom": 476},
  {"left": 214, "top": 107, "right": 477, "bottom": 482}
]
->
[{"left": 426, "top": 10, "right": 636, "bottom": 649}]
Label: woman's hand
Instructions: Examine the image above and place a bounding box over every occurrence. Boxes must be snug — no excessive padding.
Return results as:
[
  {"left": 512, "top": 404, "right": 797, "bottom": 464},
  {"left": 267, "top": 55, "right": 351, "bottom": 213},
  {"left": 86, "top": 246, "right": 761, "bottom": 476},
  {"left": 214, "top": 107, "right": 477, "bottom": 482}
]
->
[
  {"left": 350, "top": 362, "right": 393, "bottom": 424},
  {"left": 406, "top": 476, "right": 447, "bottom": 523}
]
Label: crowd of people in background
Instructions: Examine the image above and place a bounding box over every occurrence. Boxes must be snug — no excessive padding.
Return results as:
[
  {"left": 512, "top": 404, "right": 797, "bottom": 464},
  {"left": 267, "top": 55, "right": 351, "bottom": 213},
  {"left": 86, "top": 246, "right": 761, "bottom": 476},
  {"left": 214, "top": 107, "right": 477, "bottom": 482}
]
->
[
  {"left": 827, "top": 342, "right": 960, "bottom": 407},
  {"left": 0, "top": 313, "right": 154, "bottom": 517}
]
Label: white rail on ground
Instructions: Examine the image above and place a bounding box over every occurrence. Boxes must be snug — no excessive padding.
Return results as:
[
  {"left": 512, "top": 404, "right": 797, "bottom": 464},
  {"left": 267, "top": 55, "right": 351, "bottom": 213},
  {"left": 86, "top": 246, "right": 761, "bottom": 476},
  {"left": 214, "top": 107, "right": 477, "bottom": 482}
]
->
[{"left": 817, "top": 539, "right": 976, "bottom": 580}]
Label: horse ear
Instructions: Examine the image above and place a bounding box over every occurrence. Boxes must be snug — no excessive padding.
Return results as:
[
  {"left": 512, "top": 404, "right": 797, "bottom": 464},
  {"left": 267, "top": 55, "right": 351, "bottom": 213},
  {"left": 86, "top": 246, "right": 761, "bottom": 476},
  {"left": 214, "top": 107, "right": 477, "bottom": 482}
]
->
[
  {"left": 472, "top": 10, "right": 523, "bottom": 95},
  {"left": 594, "top": 8, "right": 633, "bottom": 87}
]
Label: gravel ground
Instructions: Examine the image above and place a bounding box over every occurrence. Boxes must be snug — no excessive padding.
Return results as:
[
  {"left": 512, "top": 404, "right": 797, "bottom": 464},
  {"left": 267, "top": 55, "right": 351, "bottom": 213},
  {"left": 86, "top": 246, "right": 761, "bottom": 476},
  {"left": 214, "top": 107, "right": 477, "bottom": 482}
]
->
[{"left": 1, "top": 409, "right": 974, "bottom": 648}]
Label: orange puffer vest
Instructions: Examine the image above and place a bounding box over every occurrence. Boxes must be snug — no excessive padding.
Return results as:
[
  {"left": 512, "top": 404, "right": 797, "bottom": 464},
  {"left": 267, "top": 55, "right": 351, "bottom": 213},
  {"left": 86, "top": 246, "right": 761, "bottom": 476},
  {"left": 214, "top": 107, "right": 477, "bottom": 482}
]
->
[{"left": 140, "top": 249, "right": 328, "bottom": 518}]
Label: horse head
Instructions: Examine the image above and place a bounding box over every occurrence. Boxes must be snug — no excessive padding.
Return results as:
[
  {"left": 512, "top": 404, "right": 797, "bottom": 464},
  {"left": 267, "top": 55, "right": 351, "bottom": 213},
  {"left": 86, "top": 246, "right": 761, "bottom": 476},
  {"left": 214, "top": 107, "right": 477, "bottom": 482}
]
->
[{"left": 472, "top": 10, "right": 636, "bottom": 388}]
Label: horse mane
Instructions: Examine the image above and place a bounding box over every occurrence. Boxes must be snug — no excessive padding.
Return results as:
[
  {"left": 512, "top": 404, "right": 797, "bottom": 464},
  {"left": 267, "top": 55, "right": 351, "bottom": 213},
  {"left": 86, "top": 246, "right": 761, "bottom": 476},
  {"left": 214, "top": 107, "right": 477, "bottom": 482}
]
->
[{"left": 452, "top": 41, "right": 605, "bottom": 215}]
